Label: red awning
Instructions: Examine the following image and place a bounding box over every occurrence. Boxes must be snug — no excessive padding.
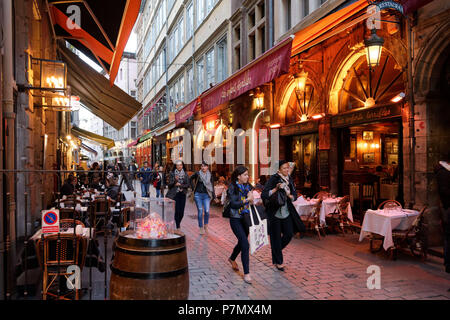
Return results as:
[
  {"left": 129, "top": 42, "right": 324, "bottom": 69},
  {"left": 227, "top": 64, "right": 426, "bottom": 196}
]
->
[
  {"left": 175, "top": 99, "right": 199, "bottom": 126},
  {"left": 127, "top": 139, "right": 138, "bottom": 148},
  {"left": 200, "top": 36, "right": 293, "bottom": 114},
  {"left": 48, "top": 0, "right": 141, "bottom": 86}
]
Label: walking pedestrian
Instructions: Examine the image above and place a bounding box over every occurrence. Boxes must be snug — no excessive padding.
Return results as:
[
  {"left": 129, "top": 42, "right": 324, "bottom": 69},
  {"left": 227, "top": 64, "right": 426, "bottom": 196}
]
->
[
  {"left": 190, "top": 160, "right": 216, "bottom": 235},
  {"left": 138, "top": 161, "right": 152, "bottom": 197},
  {"left": 227, "top": 166, "right": 254, "bottom": 284},
  {"left": 128, "top": 160, "right": 138, "bottom": 190},
  {"left": 166, "top": 160, "right": 190, "bottom": 231},
  {"left": 262, "top": 160, "right": 305, "bottom": 271},
  {"left": 118, "top": 162, "right": 134, "bottom": 192},
  {"left": 435, "top": 156, "right": 450, "bottom": 274},
  {"left": 152, "top": 162, "right": 164, "bottom": 198}
]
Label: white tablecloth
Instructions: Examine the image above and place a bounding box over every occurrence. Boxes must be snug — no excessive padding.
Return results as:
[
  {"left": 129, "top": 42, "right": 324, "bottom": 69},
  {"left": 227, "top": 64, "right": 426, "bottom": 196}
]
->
[
  {"left": 359, "top": 209, "right": 420, "bottom": 250},
  {"left": 293, "top": 197, "right": 353, "bottom": 225},
  {"left": 293, "top": 197, "right": 317, "bottom": 215}
]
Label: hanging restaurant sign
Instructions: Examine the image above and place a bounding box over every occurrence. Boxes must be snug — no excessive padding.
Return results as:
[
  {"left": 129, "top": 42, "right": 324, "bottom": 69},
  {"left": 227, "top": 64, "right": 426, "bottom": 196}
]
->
[
  {"left": 368, "top": 1, "right": 404, "bottom": 14},
  {"left": 201, "top": 36, "right": 293, "bottom": 114},
  {"left": 331, "top": 104, "right": 402, "bottom": 128}
]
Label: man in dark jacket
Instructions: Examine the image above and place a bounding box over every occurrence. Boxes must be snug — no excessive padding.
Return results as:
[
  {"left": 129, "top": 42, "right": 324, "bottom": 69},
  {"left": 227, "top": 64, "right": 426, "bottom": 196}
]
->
[
  {"left": 435, "top": 158, "right": 450, "bottom": 273},
  {"left": 138, "top": 161, "right": 152, "bottom": 197}
]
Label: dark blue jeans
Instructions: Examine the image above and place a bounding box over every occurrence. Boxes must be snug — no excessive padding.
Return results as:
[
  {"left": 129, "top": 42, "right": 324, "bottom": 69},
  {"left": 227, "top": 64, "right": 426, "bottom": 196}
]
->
[
  {"left": 174, "top": 192, "right": 186, "bottom": 229},
  {"left": 141, "top": 183, "right": 150, "bottom": 197},
  {"left": 269, "top": 215, "right": 294, "bottom": 265},
  {"left": 229, "top": 217, "right": 250, "bottom": 275}
]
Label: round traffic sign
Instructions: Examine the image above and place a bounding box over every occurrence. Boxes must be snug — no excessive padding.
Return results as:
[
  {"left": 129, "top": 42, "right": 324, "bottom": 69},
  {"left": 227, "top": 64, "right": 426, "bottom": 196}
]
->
[{"left": 44, "top": 211, "right": 58, "bottom": 225}]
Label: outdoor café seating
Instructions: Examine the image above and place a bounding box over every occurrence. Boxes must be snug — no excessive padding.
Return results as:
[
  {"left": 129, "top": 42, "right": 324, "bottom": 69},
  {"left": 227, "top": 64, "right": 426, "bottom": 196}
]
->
[{"left": 36, "top": 233, "right": 87, "bottom": 300}]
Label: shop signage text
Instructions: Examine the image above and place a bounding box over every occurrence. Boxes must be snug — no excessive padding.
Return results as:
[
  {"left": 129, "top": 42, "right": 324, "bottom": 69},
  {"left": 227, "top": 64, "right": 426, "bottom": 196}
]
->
[
  {"left": 331, "top": 104, "right": 402, "bottom": 128},
  {"left": 201, "top": 38, "right": 293, "bottom": 114},
  {"left": 280, "top": 120, "right": 319, "bottom": 136}
]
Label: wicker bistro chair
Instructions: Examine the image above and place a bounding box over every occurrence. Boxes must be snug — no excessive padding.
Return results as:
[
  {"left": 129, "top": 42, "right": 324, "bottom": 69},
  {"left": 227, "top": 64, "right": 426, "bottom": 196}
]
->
[
  {"left": 58, "top": 207, "right": 78, "bottom": 220},
  {"left": 36, "top": 233, "right": 87, "bottom": 300},
  {"left": 301, "top": 199, "right": 326, "bottom": 240},
  {"left": 325, "top": 196, "right": 355, "bottom": 235},
  {"left": 313, "top": 191, "right": 330, "bottom": 200},
  {"left": 389, "top": 206, "right": 428, "bottom": 261},
  {"left": 377, "top": 200, "right": 402, "bottom": 210},
  {"left": 60, "top": 219, "right": 86, "bottom": 230}
]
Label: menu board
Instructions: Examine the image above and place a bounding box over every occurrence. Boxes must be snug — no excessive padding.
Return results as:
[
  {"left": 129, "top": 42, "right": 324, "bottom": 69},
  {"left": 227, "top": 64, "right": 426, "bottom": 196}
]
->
[{"left": 318, "top": 150, "right": 330, "bottom": 188}]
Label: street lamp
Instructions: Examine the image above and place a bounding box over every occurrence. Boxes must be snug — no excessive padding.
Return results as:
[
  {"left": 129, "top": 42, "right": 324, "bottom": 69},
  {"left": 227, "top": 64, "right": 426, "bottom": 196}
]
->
[
  {"left": 364, "top": 28, "right": 384, "bottom": 68},
  {"left": 294, "top": 70, "right": 308, "bottom": 92}
]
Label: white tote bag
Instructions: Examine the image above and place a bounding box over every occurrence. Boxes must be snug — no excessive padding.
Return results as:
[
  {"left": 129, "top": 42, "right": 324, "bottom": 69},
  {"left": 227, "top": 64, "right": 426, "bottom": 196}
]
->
[{"left": 249, "top": 205, "right": 269, "bottom": 255}]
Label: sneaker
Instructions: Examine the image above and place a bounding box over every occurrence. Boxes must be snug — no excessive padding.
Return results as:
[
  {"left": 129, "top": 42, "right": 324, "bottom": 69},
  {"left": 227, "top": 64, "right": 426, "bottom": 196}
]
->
[
  {"left": 199, "top": 227, "right": 205, "bottom": 235},
  {"left": 204, "top": 225, "right": 208, "bottom": 233},
  {"left": 243, "top": 274, "right": 252, "bottom": 284}
]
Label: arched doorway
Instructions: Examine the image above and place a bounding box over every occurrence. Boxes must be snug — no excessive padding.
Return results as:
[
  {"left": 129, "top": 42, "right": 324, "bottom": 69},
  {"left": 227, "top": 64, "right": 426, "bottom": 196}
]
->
[
  {"left": 277, "top": 76, "right": 322, "bottom": 196},
  {"left": 330, "top": 48, "right": 407, "bottom": 214}
]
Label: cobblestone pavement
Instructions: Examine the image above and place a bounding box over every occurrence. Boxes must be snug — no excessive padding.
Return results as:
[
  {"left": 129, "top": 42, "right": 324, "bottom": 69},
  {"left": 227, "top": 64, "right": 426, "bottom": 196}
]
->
[{"left": 86, "top": 183, "right": 450, "bottom": 301}]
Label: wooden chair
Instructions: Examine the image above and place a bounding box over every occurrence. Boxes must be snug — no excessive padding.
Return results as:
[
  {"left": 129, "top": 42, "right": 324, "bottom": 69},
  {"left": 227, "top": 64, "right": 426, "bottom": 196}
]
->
[
  {"left": 90, "top": 197, "right": 113, "bottom": 234},
  {"left": 301, "top": 199, "right": 326, "bottom": 240},
  {"left": 390, "top": 206, "right": 428, "bottom": 261},
  {"left": 36, "top": 233, "right": 87, "bottom": 300}
]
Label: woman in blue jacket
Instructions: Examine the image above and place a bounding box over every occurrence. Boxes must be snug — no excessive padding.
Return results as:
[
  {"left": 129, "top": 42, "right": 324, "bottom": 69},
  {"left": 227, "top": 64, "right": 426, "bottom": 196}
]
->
[{"left": 227, "top": 166, "right": 254, "bottom": 284}]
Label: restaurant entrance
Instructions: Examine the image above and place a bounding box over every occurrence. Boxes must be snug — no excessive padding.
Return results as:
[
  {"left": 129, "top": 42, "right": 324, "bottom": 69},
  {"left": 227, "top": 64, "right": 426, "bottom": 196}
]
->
[
  {"left": 283, "top": 133, "right": 319, "bottom": 197},
  {"left": 337, "top": 116, "right": 403, "bottom": 219}
]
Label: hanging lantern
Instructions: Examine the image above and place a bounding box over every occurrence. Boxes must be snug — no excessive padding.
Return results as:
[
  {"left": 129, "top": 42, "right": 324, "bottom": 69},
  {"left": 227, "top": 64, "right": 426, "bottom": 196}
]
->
[{"left": 364, "top": 28, "right": 384, "bottom": 68}]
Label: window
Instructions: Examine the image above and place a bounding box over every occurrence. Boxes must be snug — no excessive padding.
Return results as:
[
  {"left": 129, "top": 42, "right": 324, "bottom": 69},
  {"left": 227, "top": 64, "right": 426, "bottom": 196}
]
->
[
  {"left": 186, "top": 2, "right": 194, "bottom": 39},
  {"left": 131, "top": 121, "right": 137, "bottom": 138},
  {"left": 196, "top": 57, "right": 204, "bottom": 95},
  {"left": 205, "top": 48, "right": 215, "bottom": 88},
  {"left": 186, "top": 67, "right": 194, "bottom": 101},
  {"left": 196, "top": 0, "right": 204, "bottom": 27},
  {"left": 179, "top": 76, "right": 185, "bottom": 109},
  {"left": 285, "top": 0, "right": 292, "bottom": 31},
  {"left": 217, "top": 37, "right": 227, "bottom": 82},
  {"left": 303, "top": 0, "right": 309, "bottom": 18},
  {"left": 169, "top": 17, "right": 184, "bottom": 63},
  {"left": 247, "top": 0, "right": 266, "bottom": 62}
]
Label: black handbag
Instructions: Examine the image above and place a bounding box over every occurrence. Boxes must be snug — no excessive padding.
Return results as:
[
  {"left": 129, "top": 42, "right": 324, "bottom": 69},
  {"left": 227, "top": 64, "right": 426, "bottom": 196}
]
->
[
  {"left": 270, "top": 189, "right": 287, "bottom": 207},
  {"left": 222, "top": 201, "right": 231, "bottom": 218}
]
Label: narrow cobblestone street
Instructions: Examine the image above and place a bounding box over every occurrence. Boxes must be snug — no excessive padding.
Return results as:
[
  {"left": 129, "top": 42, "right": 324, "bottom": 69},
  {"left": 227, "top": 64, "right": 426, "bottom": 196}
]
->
[{"left": 120, "top": 185, "right": 450, "bottom": 300}]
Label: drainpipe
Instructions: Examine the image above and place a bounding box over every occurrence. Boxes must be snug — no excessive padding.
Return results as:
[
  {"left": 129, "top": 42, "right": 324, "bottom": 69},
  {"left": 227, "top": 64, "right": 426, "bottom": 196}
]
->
[
  {"left": 2, "top": 0, "right": 16, "bottom": 299},
  {"left": 406, "top": 16, "right": 415, "bottom": 208},
  {"left": 0, "top": 6, "right": 4, "bottom": 299},
  {"left": 268, "top": 0, "right": 274, "bottom": 48}
]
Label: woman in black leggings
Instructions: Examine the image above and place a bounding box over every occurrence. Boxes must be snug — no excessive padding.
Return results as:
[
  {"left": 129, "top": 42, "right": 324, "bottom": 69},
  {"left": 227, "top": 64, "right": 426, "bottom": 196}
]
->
[{"left": 227, "top": 166, "right": 254, "bottom": 284}]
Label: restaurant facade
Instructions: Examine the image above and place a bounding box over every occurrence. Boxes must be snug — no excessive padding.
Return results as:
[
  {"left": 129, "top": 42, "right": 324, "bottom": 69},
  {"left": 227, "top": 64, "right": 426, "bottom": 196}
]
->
[{"left": 167, "top": 0, "right": 449, "bottom": 243}]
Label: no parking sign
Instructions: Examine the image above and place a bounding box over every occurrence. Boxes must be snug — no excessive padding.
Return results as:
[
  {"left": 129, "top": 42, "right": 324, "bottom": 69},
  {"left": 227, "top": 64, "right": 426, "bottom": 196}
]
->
[{"left": 42, "top": 209, "right": 60, "bottom": 234}]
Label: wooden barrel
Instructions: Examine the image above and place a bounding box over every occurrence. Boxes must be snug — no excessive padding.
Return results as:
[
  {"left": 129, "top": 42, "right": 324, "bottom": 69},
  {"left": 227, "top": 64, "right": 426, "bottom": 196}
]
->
[{"left": 110, "top": 230, "right": 189, "bottom": 300}]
